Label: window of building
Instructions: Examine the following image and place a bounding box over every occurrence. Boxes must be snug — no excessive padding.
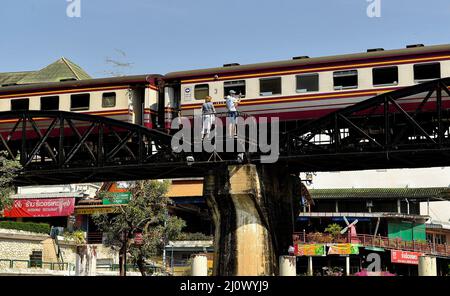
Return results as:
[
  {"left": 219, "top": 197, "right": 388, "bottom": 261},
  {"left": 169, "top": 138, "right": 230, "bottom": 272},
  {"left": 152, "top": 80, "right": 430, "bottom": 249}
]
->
[
  {"left": 70, "top": 93, "right": 90, "bottom": 111},
  {"left": 102, "top": 92, "right": 116, "bottom": 108},
  {"left": 373, "top": 66, "right": 398, "bottom": 86},
  {"left": 194, "top": 84, "right": 209, "bottom": 100},
  {"left": 11, "top": 98, "right": 29, "bottom": 111},
  {"left": 40, "top": 96, "right": 59, "bottom": 111},
  {"left": 414, "top": 63, "right": 441, "bottom": 82},
  {"left": 260, "top": 77, "right": 282, "bottom": 96},
  {"left": 435, "top": 234, "right": 446, "bottom": 245},
  {"left": 296, "top": 73, "right": 319, "bottom": 93},
  {"left": 224, "top": 80, "right": 246, "bottom": 97},
  {"left": 333, "top": 70, "right": 358, "bottom": 90}
]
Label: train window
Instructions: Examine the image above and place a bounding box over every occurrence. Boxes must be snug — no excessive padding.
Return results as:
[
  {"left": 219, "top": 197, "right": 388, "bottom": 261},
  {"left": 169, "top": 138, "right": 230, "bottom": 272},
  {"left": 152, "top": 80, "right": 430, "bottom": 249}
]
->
[
  {"left": 296, "top": 73, "right": 319, "bottom": 93},
  {"left": 70, "top": 93, "right": 90, "bottom": 111},
  {"left": 260, "top": 77, "right": 282, "bottom": 96},
  {"left": 11, "top": 98, "right": 29, "bottom": 111},
  {"left": 102, "top": 92, "right": 116, "bottom": 107},
  {"left": 194, "top": 84, "right": 209, "bottom": 100},
  {"left": 224, "top": 80, "right": 246, "bottom": 97},
  {"left": 414, "top": 63, "right": 441, "bottom": 82},
  {"left": 333, "top": 70, "right": 358, "bottom": 90},
  {"left": 40, "top": 96, "right": 59, "bottom": 111},
  {"left": 373, "top": 66, "right": 398, "bottom": 86}
]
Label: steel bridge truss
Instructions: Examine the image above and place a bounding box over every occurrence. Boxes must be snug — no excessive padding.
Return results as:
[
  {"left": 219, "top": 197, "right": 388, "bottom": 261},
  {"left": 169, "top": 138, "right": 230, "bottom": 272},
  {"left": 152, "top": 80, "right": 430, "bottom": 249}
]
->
[
  {"left": 282, "top": 77, "right": 450, "bottom": 171},
  {"left": 0, "top": 111, "right": 197, "bottom": 185}
]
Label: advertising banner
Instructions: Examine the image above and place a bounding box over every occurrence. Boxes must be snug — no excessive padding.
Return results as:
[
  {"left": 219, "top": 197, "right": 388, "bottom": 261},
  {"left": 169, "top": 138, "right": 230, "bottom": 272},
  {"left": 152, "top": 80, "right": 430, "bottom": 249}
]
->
[
  {"left": 294, "top": 244, "right": 326, "bottom": 256},
  {"left": 3, "top": 198, "right": 75, "bottom": 218},
  {"left": 391, "top": 250, "right": 423, "bottom": 265},
  {"left": 328, "top": 244, "right": 360, "bottom": 255}
]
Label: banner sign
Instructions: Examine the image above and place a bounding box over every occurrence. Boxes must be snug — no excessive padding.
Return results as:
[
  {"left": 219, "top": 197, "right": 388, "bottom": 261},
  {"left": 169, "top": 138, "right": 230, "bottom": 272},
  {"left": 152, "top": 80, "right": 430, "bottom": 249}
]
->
[
  {"left": 3, "top": 198, "right": 75, "bottom": 218},
  {"left": 391, "top": 250, "right": 423, "bottom": 265},
  {"left": 294, "top": 244, "right": 326, "bottom": 256},
  {"left": 328, "top": 244, "right": 360, "bottom": 255},
  {"left": 103, "top": 192, "right": 131, "bottom": 205}
]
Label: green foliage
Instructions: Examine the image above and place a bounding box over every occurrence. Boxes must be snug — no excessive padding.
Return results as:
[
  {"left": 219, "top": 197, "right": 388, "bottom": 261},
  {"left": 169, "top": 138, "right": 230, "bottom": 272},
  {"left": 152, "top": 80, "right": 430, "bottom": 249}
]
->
[
  {"left": 63, "top": 230, "right": 86, "bottom": 244},
  {"left": 0, "top": 151, "right": 22, "bottom": 211},
  {"left": 92, "top": 180, "right": 187, "bottom": 275},
  {"left": 177, "top": 232, "right": 213, "bottom": 241},
  {"left": 0, "top": 221, "right": 51, "bottom": 234},
  {"left": 325, "top": 223, "right": 343, "bottom": 238}
]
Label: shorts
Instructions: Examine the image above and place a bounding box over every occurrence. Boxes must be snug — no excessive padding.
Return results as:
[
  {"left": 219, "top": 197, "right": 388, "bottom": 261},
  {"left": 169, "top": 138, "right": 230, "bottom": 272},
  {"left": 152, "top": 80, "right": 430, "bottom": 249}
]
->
[{"left": 227, "top": 111, "right": 238, "bottom": 124}]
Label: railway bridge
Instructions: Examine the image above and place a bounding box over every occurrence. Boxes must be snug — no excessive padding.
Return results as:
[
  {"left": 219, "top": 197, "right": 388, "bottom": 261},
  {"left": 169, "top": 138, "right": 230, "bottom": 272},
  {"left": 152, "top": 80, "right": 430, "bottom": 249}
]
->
[{"left": 1, "top": 78, "right": 450, "bottom": 275}]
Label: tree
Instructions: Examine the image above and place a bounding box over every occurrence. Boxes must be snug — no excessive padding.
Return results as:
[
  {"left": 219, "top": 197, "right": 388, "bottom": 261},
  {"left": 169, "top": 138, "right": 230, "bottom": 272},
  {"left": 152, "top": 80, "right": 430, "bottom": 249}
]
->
[
  {"left": 92, "top": 180, "right": 186, "bottom": 276},
  {"left": 324, "top": 223, "right": 343, "bottom": 240},
  {"left": 0, "top": 151, "right": 22, "bottom": 213}
]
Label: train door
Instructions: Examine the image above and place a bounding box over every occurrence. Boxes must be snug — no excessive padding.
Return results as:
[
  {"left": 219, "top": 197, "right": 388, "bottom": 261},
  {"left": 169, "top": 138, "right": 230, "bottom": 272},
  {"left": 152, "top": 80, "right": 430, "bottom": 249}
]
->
[
  {"left": 161, "top": 84, "right": 180, "bottom": 129},
  {"left": 132, "top": 86, "right": 145, "bottom": 125}
]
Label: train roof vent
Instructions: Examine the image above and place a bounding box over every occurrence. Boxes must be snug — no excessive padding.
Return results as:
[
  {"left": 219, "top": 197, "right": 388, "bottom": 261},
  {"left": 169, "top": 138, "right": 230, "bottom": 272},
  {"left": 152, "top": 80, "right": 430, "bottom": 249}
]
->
[
  {"left": 406, "top": 44, "right": 425, "bottom": 48},
  {"left": 223, "top": 63, "right": 240, "bottom": 67},
  {"left": 367, "top": 48, "right": 384, "bottom": 52},
  {"left": 292, "top": 56, "right": 310, "bottom": 60}
]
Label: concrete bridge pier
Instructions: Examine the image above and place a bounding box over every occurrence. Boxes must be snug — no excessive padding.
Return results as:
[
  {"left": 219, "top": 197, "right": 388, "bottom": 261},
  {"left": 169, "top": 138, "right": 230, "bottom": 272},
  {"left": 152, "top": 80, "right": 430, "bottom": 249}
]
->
[{"left": 204, "top": 164, "right": 298, "bottom": 276}]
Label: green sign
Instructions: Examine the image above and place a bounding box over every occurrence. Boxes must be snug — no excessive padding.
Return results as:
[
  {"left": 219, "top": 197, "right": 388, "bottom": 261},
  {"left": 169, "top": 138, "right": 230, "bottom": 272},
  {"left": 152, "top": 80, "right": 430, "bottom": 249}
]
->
[{"left": 102, "top": 192, "right": 131, "bottom": 205}]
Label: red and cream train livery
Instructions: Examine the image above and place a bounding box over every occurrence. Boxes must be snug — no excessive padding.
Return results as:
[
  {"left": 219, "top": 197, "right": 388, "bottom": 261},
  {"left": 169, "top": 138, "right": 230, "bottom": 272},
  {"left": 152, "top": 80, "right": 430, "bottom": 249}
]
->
[
  {"left": 1, "top": 44, "right": 450, "bottom": 132},
  {"left": 0, "top": 75, "right": 161, "bottom": 131},
  {"left": 163, "top": 43, "right": 450, "bottom": 128}
]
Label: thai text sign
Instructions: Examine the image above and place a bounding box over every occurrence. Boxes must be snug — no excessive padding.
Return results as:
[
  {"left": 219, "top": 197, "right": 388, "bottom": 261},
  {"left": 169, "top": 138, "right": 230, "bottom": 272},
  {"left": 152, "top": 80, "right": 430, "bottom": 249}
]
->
[
  {"left": 391, "top": 250, "right": 423, "bottom": 265},
  {"left": 294, "top": 244, "right": 326, "bottom": 256},
  {"left": 4, "top": 198, "right": 75, "bottom": 218},
  {"left": 328, "top": 244, "right": 360, "bottom": 255}
]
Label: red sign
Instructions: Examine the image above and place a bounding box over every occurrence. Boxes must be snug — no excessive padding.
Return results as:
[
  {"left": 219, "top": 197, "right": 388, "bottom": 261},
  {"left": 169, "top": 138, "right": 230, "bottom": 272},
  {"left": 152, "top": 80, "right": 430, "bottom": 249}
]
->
[
  {"left": 391, "top": 250, "right": 423, "bottom": 265},
  {"left": 134, "top": 233, "right": 143, "bottom": 245},
  {"left": 3, "top": 198, "right": 75, "bottom": 218}
]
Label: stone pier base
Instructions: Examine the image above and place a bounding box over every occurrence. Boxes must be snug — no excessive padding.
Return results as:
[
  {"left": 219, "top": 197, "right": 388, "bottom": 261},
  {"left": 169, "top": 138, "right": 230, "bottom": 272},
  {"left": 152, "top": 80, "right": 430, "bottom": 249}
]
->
[{"left": 204, "top": 164, "right": 297, "bottom": 276}]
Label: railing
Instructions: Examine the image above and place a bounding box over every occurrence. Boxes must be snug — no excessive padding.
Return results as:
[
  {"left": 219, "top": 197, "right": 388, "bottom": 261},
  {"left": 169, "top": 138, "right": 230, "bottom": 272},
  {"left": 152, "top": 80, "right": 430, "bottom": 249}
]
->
[
  {"left": 96, "top": 263, "right": 164, "bottom": 274},
  {"left": 0, "top": 259, "right": 75, "bottom": 271},
  {"left": 86, "top": 232, "right": 103, "bottom": 244},
  {"left": 293, "top": 232, "right": 450, "bottom": 257}
]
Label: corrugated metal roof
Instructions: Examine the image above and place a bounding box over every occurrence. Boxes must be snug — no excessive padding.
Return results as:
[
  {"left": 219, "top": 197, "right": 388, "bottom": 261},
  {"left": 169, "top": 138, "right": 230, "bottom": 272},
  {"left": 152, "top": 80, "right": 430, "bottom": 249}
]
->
[
  {"left": 11, "top": 192, "right": 84, "bottom": 199},
  {"left": 0, "top": 71, "right": 33, "bottom": 86},
  {"left": 309, "top": 187, "right": 450, "bottom": 200},
  {"left": 17, "top": 57, "right": 91, "bottom": 84}
]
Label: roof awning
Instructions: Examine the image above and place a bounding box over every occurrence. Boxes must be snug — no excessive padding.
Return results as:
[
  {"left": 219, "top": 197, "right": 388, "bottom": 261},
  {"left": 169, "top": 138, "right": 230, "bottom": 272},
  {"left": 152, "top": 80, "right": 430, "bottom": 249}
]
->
[
  {"left": 298, "top": 212, "right": 429, "bottom": 220},
  {"left": 11, "top": 192, "right": 84, "bottom": 199},
  {"left": 309, "top": 187, "right": 450, "bottom": 200}
]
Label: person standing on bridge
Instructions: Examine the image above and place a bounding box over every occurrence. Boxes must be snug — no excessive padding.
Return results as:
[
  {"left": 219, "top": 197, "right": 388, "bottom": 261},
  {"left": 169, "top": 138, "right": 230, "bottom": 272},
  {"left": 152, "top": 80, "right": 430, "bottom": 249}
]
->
[
  {"left": 201, "top": 95, "right": 216, "bottom": 139},
  {"left": 226, "top": 90, "right": 241, "bottom": 138}
]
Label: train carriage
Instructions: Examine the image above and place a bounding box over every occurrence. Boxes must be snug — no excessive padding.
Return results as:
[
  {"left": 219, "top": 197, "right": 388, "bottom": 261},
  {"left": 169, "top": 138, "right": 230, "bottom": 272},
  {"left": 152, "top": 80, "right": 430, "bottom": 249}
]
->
[
  {"left": 0, "top": 75, "right": 162, "bottom": 138},
  {"left": 1, "top": 44, "right": 450, "bottom": 136},
  {"left": 163, "top": 44, "right": 450, "bottom": 131}
]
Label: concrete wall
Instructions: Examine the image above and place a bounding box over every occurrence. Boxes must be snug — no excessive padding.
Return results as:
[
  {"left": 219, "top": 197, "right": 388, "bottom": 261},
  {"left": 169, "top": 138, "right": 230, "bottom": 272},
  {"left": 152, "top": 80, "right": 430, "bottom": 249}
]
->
[{"left": 0, "top": 229, "right": 77, "bottom": 270}]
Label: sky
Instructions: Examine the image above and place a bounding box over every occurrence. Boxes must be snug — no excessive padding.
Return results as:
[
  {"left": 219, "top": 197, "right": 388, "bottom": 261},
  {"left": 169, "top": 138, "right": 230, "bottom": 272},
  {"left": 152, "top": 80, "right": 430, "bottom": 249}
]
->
[{"left": 1, "top": 0, "right": 450, "bottom": 77}]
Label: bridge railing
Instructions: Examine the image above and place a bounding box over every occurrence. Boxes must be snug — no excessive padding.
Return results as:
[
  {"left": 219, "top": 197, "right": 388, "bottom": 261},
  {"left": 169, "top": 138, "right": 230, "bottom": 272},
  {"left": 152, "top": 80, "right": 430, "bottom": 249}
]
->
[
  {"left": 292, "top": 232, "right": 450, "bottom": 257},
  {"left": 0, "top": 258, "right": 75, "bottom": 271}
]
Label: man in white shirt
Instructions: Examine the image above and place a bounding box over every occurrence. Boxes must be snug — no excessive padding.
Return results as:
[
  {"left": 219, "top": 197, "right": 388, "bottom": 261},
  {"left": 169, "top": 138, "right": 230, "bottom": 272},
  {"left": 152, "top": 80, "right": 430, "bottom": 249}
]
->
[{"left": 226, "top": 90, "right": 241, "bottom": 138}]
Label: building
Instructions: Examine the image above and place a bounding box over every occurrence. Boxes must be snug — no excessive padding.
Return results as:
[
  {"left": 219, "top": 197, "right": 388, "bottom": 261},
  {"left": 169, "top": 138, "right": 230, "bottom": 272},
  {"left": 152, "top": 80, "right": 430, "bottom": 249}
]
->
[{"left": 0, "top": 57, "right": 91, "bottom": 87}]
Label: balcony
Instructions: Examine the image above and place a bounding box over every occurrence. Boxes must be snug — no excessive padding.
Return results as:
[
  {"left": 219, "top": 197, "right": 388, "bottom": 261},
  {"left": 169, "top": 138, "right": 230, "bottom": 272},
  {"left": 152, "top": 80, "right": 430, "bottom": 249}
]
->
[{"left": 293, "top": 231, "right": 450, "bottom": 257}]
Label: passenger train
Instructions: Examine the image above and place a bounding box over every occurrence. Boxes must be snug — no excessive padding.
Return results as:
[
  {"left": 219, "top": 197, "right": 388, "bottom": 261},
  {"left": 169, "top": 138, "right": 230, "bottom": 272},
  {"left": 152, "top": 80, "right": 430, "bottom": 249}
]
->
[{"left": 1, "top": 43, "right": 450, "bottom": 135}]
